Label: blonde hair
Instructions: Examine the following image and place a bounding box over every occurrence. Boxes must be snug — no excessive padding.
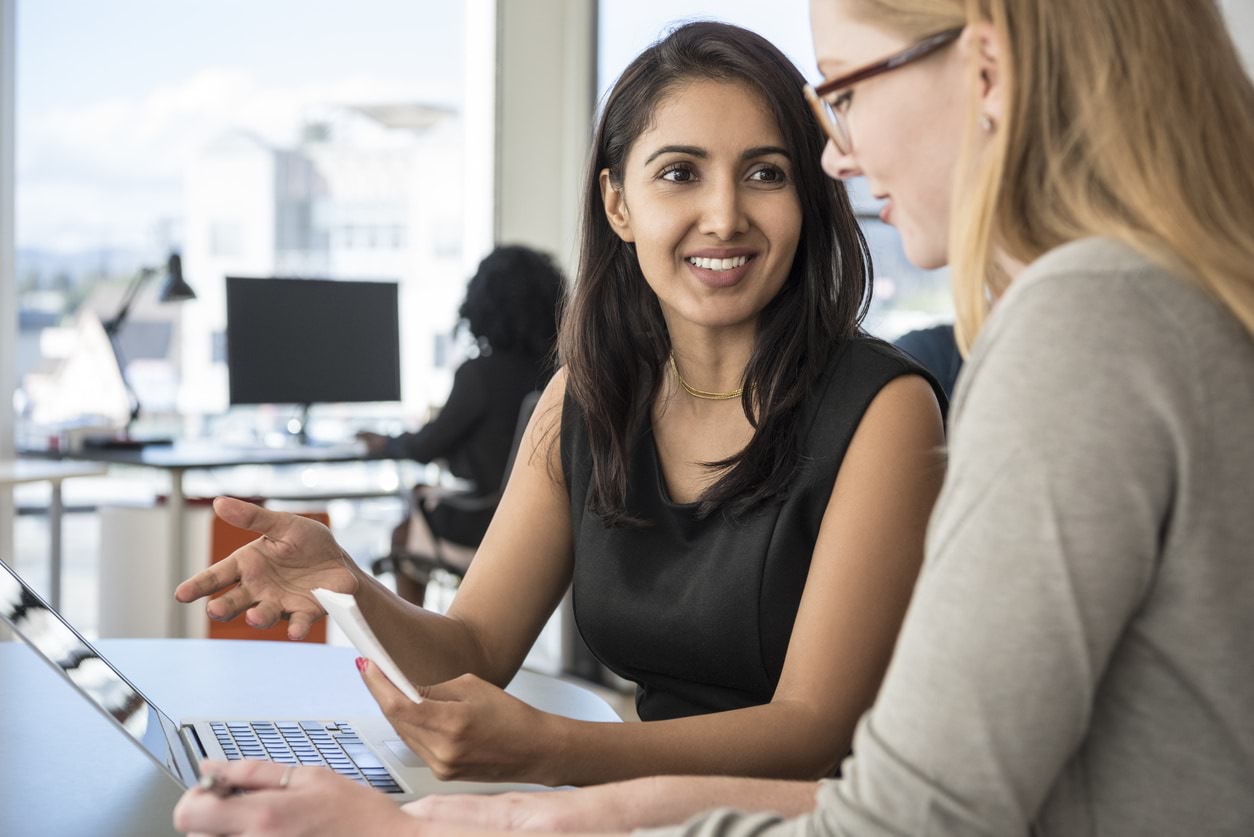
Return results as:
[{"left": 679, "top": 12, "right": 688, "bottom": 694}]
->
[{"left": 845, "top": 0, "right": 1254, "bottom": 353}]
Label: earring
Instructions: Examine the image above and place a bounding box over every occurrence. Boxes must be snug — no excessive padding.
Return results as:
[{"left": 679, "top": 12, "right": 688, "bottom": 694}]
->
[{"left": 979, "top": 114, "right": 995, "bottom": 133}]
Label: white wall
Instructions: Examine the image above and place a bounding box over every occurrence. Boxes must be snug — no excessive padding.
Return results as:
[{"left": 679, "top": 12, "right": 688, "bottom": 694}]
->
[
  {"left": 495, "top": 0, "right": 597, "bottom": 274},
  {"left": 1222, "top": 0, "right": 1254, "bottom": 73}
]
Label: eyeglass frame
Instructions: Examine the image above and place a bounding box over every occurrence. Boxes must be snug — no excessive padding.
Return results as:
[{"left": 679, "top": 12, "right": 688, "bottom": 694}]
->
[{"left": 803, "top": 27, "right": 965, "bottom": 154}]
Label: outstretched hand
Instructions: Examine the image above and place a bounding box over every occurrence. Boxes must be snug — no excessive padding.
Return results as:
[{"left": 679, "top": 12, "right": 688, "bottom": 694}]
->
[{"left": 174, "top": 497, "right": 360, "bottom": 641}]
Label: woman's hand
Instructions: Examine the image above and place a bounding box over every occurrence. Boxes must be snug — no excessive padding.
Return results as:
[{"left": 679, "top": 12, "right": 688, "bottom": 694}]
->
[
  {"left": 173, "top": 760, "right": 418, "bottom": 837},
  {"left": 174, "top": 497, "right": 360, "bottom": 640},
  {"left": 359, "top": 658, "right": 563, "bottom": 786},
  {"left": 357, "top": 431, "right": 391, "bottom": 455}
]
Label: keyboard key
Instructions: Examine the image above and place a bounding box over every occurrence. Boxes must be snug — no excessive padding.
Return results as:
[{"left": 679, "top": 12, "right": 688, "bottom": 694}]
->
[{"left": 339, "top": 743, "right": 384, "bottom": 770}]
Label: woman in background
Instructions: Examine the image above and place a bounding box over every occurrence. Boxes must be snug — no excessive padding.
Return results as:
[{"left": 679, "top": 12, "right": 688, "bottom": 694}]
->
[{"left": 359, "top": 245, "right": 563, "bottom": 604}]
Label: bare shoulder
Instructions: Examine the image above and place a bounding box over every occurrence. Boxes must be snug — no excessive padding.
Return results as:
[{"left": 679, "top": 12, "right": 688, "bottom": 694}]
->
[
  {"left": 531, "top": 366, "right": 569, "bottom": 438},
  {"left": 856, "top": 374, "right": 945, "bottom": 447},
  {"left": 522, "top": 367, "right": 571, "bottom": 479}
]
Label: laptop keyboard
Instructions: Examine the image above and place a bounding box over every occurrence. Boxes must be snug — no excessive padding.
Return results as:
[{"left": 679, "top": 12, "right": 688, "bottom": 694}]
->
[{"left": 209, "top": 720, "right": 403, "bottom": 794}]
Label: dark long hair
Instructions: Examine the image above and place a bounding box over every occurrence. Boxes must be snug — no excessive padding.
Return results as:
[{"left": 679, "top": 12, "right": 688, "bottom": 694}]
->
[
  {"left": 561, "top": 21, "right": 872, "bottom": 526},
  {"left": 459, "top": 245, "right": 564, "bottom": 359}
]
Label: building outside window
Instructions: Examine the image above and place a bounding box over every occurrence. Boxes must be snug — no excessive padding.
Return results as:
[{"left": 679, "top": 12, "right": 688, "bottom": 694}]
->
[{"left": 15, "top": 1, "right": 472, "bottom": 436}]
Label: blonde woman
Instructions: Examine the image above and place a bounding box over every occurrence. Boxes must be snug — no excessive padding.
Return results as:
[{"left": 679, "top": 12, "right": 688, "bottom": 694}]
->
[{"left": 388, "top": 0, "right": 1254, "bottom": 835}]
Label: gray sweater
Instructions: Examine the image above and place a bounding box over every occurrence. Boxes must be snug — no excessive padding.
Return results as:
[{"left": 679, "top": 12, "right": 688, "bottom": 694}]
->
[{"left": 643, "top": 239, "right": 1254, "bottom": 836}]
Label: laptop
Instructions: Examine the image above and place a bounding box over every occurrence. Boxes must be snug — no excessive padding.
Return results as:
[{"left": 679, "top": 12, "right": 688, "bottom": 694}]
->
[{"left": 0, "top": 557, "right": 546, "bottom": 803}]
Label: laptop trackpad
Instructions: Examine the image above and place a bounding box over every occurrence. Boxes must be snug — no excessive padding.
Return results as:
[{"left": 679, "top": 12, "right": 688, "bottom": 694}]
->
[{"left": 384, "top": 740, "right": 427, "bottom": 767}]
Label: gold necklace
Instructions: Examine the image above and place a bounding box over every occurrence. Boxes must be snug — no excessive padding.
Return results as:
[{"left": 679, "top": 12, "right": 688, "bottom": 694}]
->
[{"left": 668, "top": 352, "right": 744, "bottom": 401}]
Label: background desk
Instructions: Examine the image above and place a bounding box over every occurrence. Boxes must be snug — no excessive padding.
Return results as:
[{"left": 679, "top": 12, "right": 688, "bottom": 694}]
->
[
  {"left": 0, "top": 459, "right": 107, "bottom": 609},
  {"left": 22, "top": 441, "right": 429, "bottom": 636},
  {"left": 0, "top": 639, "right": 620, "bottom": 837}
]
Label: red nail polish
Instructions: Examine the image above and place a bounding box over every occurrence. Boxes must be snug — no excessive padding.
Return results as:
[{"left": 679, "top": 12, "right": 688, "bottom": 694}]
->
[{"left": 355, "top": 657, "right": 366, "bottom": 672}]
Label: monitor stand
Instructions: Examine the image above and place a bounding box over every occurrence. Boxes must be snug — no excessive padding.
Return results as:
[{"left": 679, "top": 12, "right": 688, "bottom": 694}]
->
[{"left": 285, "top": 404, "right": 312, "bottom": 446}]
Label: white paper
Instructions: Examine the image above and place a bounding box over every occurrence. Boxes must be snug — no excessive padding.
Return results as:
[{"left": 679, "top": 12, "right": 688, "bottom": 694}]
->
[{"left": 311, "top": 588, "right": 424, "bottom": 704}]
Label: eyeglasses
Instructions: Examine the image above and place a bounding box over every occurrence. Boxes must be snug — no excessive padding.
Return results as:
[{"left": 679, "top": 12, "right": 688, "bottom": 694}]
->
[{"left": 803, "top": 27, "right": 964, "bottom": 155}]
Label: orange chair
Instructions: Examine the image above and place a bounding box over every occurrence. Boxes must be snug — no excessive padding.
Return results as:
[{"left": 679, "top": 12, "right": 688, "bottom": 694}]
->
[{"left": 207, "top": 507, "right": 329, "bottom": 643}]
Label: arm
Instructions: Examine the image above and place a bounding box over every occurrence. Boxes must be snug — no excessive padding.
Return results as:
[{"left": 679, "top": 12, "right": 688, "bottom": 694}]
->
[
  {"left": 390, "top": 360, "right": 490, "bottom": 463},
  {"left": 176, "top": 371, "right": 575, "bottom": 691},
  {"left": 433, "top": 374, "right": 943, "bottom": 786},
  {"left": 407, "top": 776, "right": 821, "bottom": 833},
  {"left": 357, "top": 367, "right": 578, "bottom": 687}
]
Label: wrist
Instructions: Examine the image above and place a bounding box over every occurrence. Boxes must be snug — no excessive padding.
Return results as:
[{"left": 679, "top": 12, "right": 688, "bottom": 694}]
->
[
  {"left": 533, "top": 711, "right": 573, "bottom": 787},
  {"left": 340, "top": 550, "right": 366, "bottom": 596}
]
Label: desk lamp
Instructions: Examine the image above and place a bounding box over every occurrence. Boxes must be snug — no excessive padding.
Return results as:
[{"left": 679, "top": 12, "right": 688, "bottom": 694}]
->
[{"left": 102, "top": 252, "right": 197, "bottom": 431}]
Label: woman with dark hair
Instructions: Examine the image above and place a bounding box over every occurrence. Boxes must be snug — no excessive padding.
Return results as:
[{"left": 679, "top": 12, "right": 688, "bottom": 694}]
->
[
  {"left": 359, "top": 245, "right": 564, "bottom": 604},
  {"left": 172, "top": 21, "right": 946, "bottom": 832}
]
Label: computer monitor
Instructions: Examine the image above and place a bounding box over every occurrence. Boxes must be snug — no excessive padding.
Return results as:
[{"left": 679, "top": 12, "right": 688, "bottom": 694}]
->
[{"left": 225, "top": 276, "right": 401, "bottom": 407}]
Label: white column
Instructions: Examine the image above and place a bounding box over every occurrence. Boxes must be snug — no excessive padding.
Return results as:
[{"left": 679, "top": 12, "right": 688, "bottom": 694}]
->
[
  {"left": 493, "top": 0, "right": 597, "bottom": 675},
  {"left": 495, "top": 0, "right": 597, "bottom": 275},
  {"left": 463, "top": 0, "right": 498, "bottom": 276},
  {"left": 0, "top": 0, "right": 17, "bottom": 640}
]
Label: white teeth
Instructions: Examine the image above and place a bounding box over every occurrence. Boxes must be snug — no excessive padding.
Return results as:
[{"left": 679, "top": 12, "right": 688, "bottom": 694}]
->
[{"left": 687, "top": 255, "right": 749, "bottom": 271}]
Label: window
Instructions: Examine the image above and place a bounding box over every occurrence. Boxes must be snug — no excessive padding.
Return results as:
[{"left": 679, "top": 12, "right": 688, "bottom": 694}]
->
[{"left": 15, "top": 0, "right": 473, "bottom": 428}]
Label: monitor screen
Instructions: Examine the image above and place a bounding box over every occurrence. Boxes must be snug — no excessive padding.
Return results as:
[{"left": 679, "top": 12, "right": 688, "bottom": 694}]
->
[{"left": 225, "top": 276, "right": 401, "bottom": 406}]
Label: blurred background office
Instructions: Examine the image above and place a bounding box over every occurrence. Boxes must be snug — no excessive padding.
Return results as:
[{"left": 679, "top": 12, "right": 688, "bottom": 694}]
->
[{"left": 1, "top": 0, "right": 1250, "bottom": 657}]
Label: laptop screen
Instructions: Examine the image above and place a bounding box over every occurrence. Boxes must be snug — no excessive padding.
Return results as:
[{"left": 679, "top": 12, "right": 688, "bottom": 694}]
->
[{"left": 0, "top": 558, "right": 191, "bottom": 785}]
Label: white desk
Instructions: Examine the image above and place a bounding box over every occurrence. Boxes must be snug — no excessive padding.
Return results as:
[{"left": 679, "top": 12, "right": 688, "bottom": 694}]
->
[
  {"left": 0, "top": 459, "right": 107, "bottom": 609},
  {"left": 0, "top": 639, "right": 620, "bottom": 837}
]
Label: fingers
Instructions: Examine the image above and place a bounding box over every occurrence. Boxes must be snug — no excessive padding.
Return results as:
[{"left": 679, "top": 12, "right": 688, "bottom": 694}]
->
[
  {"left": 287, "top": 610, "right": 318, "bottom": 641},
  {"left": 245, "top": 601, "right": 283, "bottom": 630},
  {"left": 175, "top": 557, "right": 242, "bottom": 604},
  {"left": 199, "top": 758, "right": 295, "bottom": 790},
  {"left": 174, "top": 783, "right": 258, "bottom": 834},
  {"left": 206, "top": 585, "right": 258, "bottom": 622},
  {"left": 418, "top": 674, "right": 478, "bottom": 703},
  {"left": 360, "top": 657, "right": 425, "bottom": 714},
  {"left": 212, "top": 496, "right": 290, "bottom": 539},
  {"left": 174, "top": 762, "right": 314, "bottom": 835},
  {"left": 358, "top": 660, "right": 446, "bottom": 772}
]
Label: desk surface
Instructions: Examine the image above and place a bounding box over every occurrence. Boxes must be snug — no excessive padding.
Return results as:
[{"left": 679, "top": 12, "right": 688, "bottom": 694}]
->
[
  {"left": 0, "top": 459, "right": 108, "bottom": 484},
  {"left": 0, "top": 639, "right": 619, "bottom": 837},
  {"left": 24, "top": 439, "right": 388, "bottom": 470}
]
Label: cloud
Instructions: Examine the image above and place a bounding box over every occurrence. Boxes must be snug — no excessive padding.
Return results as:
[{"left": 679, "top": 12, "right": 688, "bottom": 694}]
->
[{"left": 17, "top": 68, "right": 460, "bottom": 250}]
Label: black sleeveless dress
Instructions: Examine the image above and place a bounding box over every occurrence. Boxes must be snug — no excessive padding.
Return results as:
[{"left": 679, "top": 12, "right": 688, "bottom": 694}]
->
[{"left": 561, "top": 336, "right": 945, "bottom": 721}]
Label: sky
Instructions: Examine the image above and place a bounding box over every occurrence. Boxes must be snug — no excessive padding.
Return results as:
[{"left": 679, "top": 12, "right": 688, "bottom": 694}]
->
[
  {"left": 14, "top": 0, "right": 816, "bottom": 257},
  {"left": 15, "top": 0, "right": 464, "bottom": 254}
]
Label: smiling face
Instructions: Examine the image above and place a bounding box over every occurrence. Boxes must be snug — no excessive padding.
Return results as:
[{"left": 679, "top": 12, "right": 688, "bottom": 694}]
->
[
  {"left": 811, "top": 1, "right": 971, "bottom": 269},
  {"left": 601, "top": 79, "right": 803, "bottom": 334}
]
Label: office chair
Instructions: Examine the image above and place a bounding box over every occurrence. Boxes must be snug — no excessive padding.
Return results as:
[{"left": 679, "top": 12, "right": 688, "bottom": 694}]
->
[{"left": 371, "top": 390, "right": 542, "bottom": 596}]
